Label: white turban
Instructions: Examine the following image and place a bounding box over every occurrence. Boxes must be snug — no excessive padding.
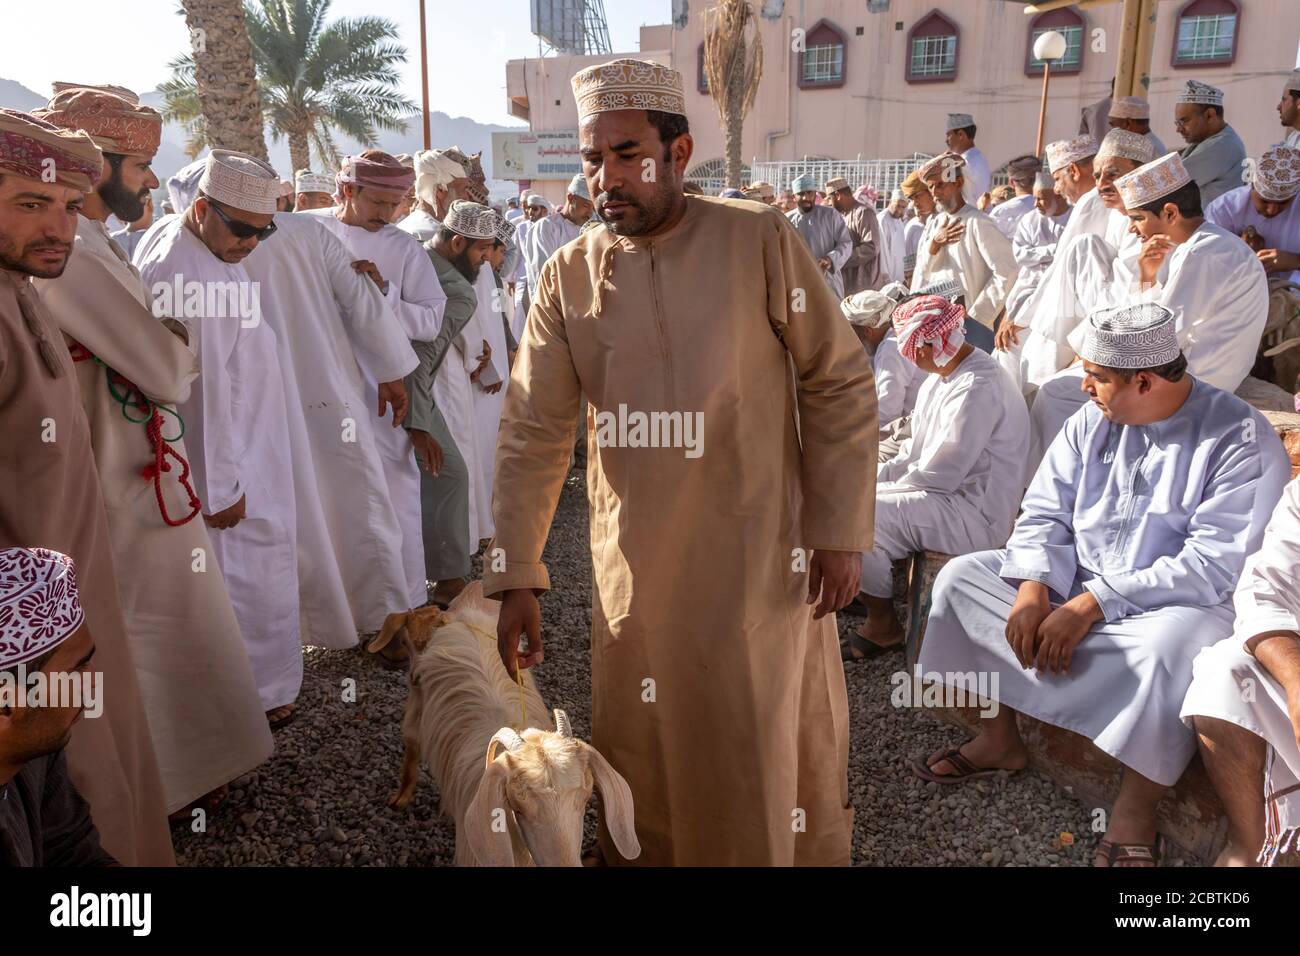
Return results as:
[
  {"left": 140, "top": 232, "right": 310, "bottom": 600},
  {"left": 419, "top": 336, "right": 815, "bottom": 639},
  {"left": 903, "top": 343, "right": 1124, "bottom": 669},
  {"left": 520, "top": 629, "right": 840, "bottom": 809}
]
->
[{"left": 414, "top": 148, "right": 468, "bottom": 208}]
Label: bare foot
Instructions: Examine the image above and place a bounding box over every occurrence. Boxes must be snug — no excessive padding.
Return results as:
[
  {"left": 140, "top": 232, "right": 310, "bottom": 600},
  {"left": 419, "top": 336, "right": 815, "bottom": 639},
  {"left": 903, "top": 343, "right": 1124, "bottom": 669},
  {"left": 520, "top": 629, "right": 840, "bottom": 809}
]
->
[
  {"left": 854, "top": 615, "right": 905, "bottom": 649},
  {"left": 266, "top": 703, "right": 297, "bottom": 728},
  {"left": 926, "top": 732, "right": 1027, "bottom": 778}
]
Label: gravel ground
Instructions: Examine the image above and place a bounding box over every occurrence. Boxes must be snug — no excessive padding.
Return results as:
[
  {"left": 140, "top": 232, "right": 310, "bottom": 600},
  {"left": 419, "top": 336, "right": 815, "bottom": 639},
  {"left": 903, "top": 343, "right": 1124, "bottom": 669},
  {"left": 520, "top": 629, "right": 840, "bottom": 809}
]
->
[{"left": 173, "top": 466, "right": 1189, "bottom": 867}]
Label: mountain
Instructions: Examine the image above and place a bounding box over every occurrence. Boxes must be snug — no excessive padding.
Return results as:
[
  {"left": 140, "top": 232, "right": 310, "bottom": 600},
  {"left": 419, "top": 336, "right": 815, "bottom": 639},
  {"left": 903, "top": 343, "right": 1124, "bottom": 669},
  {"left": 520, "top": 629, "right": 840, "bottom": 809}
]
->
[{"left": 3, "top": 78, "right": 525, "bottom": 199}]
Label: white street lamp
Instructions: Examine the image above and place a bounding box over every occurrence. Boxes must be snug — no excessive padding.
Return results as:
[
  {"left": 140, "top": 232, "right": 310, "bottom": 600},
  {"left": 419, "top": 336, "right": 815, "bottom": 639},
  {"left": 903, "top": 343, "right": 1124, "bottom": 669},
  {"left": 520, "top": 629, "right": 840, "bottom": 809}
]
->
[{"left": 1034, "top": 30, "right": 1069, "bottom": 156}]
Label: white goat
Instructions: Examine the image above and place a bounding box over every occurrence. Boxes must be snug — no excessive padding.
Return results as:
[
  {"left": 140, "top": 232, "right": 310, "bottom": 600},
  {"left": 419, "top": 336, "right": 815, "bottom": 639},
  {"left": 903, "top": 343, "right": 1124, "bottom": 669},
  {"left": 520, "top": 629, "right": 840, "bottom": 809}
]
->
[{"left": 369, "top": 583, "right": 640, "bottom": 866}]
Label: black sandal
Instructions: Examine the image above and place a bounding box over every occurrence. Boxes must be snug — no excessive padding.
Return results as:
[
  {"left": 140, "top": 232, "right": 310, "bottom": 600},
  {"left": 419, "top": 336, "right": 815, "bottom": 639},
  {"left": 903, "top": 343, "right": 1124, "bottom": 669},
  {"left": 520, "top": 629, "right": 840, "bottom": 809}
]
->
[{"left": 840, "top": 632, "right": 902, "bottom": 662}]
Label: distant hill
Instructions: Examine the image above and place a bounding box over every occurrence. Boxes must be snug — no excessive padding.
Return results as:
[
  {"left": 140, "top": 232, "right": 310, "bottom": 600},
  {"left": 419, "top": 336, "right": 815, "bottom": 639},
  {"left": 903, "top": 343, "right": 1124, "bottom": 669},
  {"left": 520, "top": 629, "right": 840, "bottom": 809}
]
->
[{"left": 3, "top": 78, "right": 525, "bottom": 199}]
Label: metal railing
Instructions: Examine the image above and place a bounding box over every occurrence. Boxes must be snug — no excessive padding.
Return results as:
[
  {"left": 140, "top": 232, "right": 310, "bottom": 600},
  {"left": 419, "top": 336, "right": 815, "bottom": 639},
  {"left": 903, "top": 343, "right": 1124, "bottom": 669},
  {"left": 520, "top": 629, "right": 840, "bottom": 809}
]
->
[{"left": 749, "top": 154, "right": 935, "bottom": 204}]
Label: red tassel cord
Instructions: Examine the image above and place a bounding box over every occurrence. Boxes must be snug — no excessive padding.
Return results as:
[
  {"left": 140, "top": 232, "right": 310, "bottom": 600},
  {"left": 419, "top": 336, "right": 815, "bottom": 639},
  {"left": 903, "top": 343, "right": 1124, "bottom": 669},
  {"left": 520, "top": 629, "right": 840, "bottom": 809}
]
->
[{"left": 69, "top": 340, "right": 203, "bottom": 526}]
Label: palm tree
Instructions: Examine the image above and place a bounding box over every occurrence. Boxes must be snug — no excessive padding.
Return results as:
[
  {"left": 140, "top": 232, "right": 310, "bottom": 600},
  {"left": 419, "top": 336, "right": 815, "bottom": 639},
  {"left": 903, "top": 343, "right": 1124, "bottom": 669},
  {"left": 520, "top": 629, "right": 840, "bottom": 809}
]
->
[
  {"left": 163, "top": 0, "right": 414, "bottom": 173},
  {"left": 178, "top": 0, "right": 269, "bottom": 160},
  {"left": 703, "top": 0, "right": 763, "bottom": 190}
]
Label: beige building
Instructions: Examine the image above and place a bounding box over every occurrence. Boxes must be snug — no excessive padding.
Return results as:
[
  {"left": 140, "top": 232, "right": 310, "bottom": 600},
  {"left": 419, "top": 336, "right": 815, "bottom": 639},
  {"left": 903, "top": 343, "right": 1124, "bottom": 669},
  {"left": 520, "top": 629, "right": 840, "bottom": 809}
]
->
[{"left": 504, "top": 0, "right": 1298, "bottom": 202}]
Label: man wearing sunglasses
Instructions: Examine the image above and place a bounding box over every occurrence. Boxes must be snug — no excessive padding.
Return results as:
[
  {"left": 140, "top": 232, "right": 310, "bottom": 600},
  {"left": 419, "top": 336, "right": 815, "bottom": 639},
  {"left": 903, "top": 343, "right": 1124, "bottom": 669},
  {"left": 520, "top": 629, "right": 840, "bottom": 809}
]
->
[{"left": 136, "top": 149, "right": 305, "bottom": 734}]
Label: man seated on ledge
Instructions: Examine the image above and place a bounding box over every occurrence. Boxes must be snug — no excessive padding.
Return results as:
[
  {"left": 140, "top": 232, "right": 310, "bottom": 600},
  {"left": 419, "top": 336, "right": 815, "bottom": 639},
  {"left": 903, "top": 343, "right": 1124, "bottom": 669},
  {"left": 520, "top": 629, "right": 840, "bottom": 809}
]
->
[
  {"left": 914, "top": 302, "right": 1290, "bottom": 867},
  {"left": 1181, "top": 474, "right": 1300, "bottom": 867}
]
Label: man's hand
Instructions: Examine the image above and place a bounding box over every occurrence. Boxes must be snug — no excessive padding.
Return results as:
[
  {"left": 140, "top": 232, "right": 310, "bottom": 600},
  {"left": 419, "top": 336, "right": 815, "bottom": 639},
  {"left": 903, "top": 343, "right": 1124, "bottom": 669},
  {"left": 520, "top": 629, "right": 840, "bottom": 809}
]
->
[
  {"left": 935, "top": 219, "right": 965, "bottom": 246},
  {"left": 1249, "top": 632, "right": 1300, "bottom": 755},
  {"left": 484, "top": 382, "right": 504, "bottom": 395},
  {"left": 409, "top": 429, "right": 443, "bottom": 475},
  {"left": 497, "top": 588, "right": 544, "bottom": 679},
  {"left": 377, "top": 380, "right": 408, "bottom": 427},
  {"left": 1033, "top": 590, "right": 1103, "bottom": 675},
  {"left": 817, "top": 256, "right": 833, "bottom": 273},
  {"left": 806, "top": 549, "right": 862, "bottom": 620},
  {"left": 994, "top": 321, "right": 1024, "bottom": 351},
  {"left": 1257, "top": 249, "right": 1300, "bottom": 274},
  {"left": 469, "top": 339, "right": 492, "bottom": 384},
  {"left": 1137, "top": 234, "right": 1175, "bottom": 286},
  {"left": 352, "top": 259, "right": 388, "bottom": 294},
  {"left": 204, "top": 494, "right": 246, "bottom": 530},
  {"left": 1006, "top": 581, "right": 1051, "bottom": 669}
]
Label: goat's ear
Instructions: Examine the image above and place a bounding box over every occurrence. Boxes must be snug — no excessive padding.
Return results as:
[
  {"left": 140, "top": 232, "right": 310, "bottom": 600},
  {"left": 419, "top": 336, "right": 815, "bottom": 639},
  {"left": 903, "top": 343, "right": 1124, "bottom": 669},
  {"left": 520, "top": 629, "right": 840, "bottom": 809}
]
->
[
  {"left": 463, "top": 757, "right": 516, "bottom": 867},
  {"left": 367, "top": 612, "right": 408, "bottom": 654},
  {"left": 582, "top": 742, "right": 641, "bottom": 861}
]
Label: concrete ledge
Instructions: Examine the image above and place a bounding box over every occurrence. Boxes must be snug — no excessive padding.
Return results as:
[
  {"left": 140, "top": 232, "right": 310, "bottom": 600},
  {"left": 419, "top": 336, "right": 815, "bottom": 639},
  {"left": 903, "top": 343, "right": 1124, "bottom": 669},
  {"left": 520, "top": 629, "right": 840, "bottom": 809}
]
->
[{"left": 898, "top": 551, "right": 1225, "bottom": 864}]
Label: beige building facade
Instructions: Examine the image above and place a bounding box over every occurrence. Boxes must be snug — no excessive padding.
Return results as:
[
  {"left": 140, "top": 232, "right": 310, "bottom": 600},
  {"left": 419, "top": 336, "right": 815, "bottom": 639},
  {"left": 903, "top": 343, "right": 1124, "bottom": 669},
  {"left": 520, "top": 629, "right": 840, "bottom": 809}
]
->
[{"left": 504, "top": 0, "right": 1298, "bottom": 202}]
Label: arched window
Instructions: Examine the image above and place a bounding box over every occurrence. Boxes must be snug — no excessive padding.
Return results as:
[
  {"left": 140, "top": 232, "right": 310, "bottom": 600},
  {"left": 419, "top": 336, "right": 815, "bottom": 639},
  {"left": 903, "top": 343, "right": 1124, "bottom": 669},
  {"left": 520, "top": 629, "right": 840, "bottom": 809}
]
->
[
  {"left": 799, "top": 19, "right": 847, "bottom": 89},
  {"left": 907, "top": 10, "right": 958, "bottom": 84},
  {"left": 1173, "top": 0, "right": 1239, "bottom": 67},
  {"left": 1026, "top": 7, "right": 1085, "bottom": 76}
]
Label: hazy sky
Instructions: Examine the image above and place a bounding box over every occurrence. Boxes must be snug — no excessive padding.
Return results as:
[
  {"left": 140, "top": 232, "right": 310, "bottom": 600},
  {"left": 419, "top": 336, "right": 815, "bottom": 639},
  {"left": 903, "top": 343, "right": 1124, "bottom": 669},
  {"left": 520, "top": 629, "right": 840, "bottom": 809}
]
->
[{"left": 5, "top": 0, "right": 670, "bottom": 126}]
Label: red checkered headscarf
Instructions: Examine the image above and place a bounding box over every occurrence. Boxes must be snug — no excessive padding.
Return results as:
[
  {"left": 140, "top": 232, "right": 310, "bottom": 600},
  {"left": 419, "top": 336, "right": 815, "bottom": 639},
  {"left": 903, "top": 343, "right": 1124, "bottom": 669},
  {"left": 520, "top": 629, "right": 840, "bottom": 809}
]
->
[{"left": 892, "top": 294, "right": 967, "bottom": 368}]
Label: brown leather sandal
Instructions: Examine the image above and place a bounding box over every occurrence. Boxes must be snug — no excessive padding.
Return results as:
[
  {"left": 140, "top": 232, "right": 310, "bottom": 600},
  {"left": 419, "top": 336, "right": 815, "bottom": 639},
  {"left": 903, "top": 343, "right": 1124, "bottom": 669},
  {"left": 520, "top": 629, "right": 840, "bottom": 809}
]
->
[
  {"left": 910, "top": 745, "right": 1010, "bottom": 785},
  {"left": 1093, "top": 837, "right": 1163, "bottom": 867}
]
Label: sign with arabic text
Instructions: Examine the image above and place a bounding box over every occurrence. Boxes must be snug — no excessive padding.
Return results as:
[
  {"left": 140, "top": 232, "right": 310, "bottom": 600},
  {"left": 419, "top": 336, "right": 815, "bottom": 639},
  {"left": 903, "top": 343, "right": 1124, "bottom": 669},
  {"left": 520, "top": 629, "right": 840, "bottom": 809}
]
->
[{"left": 493, "top": 130, "right": 582, "bottom": 181}]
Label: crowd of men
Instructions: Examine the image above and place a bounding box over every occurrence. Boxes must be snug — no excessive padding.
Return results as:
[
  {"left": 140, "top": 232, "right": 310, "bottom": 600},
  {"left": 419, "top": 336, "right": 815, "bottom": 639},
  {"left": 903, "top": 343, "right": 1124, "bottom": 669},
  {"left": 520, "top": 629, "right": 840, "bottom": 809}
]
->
[{"left": 1, "top": 60, "right": 1300, "bottom": 869}]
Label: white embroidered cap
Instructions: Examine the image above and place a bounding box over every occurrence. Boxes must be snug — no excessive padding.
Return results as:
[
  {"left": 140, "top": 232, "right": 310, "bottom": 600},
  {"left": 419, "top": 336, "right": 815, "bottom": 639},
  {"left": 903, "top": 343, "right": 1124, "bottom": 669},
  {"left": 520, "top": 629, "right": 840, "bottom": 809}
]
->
[
  {"left": 1096, "top": 128, "right": 1156, "bottom": 166},
  {"left": 1109, "top": 96, "right": 1151, "bottom": 120},
  {"left": 1255, "top": 144, "right": 1300, "bottom": 202},
  {"left": 1045, "top": 135, "right": 1098, "bottom": 173},
  {"left": 443, "top": 200, "right": 499, "bottom": 240},
  {"left": 295, "top": 169, "right": 335, "bottom": 194},
  {"left": 1114, "top": 152, "right": 1192, "bottom": 210},
  {"left": 946, "top": 113, "right": 975, "bottom": 131},
  {"left": 1079, "top": 302, "right": 1181, "bottom": 369},
  {"left": 199, "top": 149, "right": 280, "bottom": 214},
  {"left": 567, "top": 173, "right": 590, "bottom": 201},
  {"left": 1177, "top": 80, "right": 1225, "bottom": 107},
  {"left": 571, "top": 58, "right": 685, "bottom": 121}
]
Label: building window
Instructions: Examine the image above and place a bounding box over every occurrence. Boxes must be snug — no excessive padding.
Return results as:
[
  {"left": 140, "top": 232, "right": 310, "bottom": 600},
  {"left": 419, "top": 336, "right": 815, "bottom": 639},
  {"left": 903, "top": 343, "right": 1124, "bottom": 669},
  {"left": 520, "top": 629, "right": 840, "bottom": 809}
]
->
[
  {"left": 1026, "top": 8, "right": 1085, "bottom": 77},
  {"left": 697, "top": 43, "right": 709, "bottom": 94},
  {"left": 1173, "top": 0, "right": 1239, "bottom": 66},
  {"left": 906, "top": 10, "right": 958, "bottom": 83},
  {"left": 798, "top": 19, "right": 847, "bottom": 89}
]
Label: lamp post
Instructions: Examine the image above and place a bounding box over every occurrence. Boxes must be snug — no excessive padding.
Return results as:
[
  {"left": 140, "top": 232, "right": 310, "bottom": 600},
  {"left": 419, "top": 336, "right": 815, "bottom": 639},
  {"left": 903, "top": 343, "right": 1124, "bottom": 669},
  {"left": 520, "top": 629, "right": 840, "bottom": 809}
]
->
[
  {"left": 419, "top": 0, "right": 431, "bottom": 150},
  {"left": 1033, "top": 30, "right": 1069, "bottom": 157}
]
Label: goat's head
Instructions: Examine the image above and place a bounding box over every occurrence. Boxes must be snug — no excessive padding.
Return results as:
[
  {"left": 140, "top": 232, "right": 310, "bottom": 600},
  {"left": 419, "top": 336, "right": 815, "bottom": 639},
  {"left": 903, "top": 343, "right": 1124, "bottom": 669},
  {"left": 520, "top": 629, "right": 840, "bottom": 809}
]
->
[{"left": 463, "top": 709, "right": 640, "bottom": 866}]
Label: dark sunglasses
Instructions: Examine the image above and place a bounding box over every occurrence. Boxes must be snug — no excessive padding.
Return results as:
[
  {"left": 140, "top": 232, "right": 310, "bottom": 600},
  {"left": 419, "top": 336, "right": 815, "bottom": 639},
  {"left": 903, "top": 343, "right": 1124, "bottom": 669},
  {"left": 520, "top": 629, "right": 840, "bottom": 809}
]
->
[{"left": 207, "top": 200, "right": 277, "bottom": 241}]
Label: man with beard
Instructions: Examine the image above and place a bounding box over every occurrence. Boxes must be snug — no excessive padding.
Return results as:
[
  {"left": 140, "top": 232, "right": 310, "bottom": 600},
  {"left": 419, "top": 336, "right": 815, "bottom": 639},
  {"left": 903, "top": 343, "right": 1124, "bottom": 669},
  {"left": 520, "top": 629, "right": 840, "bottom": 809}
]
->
[
  {"left": 1280, "top": 70, "right": 1300, "bottom": 150},
  {"left": 293, "top": 169, "right": 335, "bottom": 211},
  {"left": 900, "top": 171, "right": 935, "bottom": 282},
  {"left": 407, "top": 201, "right": 499, "bottom": 607},
  {"left": 303, "top": 151, "right": 449, "bottom": 610},
  {"left": 0, "top": 108, "right": 173, "bottom": 864},
  {"left": 485, "top": 59, "right": 877, "bottom": 866},
  {"left": 825, "top": 176, "right": 883, "bottom": 295},
  {"left": 1176, "top": 81, "right": 1247, "bottom": 206},
  {"left": 911, "top": 152, "right": 1018, "bottom": 352},
  {"left": 786, "top": 172, "right": 852, "bottom": 298},
  {"left": 34, "top": 86, "right": 271, "bottom": 816},
  {"left": 135, "top": 150, "right": 302, "bottom": 732}
]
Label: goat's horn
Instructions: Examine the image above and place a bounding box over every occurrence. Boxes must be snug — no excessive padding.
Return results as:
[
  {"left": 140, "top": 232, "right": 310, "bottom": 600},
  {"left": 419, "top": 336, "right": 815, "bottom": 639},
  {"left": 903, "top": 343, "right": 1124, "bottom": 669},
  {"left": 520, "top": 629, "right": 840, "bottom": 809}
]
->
[
  {"left": 554, "top": 709, "right": 572, "bottom": 737},
  {"left": 490, "top": 728, "right": 525, "bottom": 753}
]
